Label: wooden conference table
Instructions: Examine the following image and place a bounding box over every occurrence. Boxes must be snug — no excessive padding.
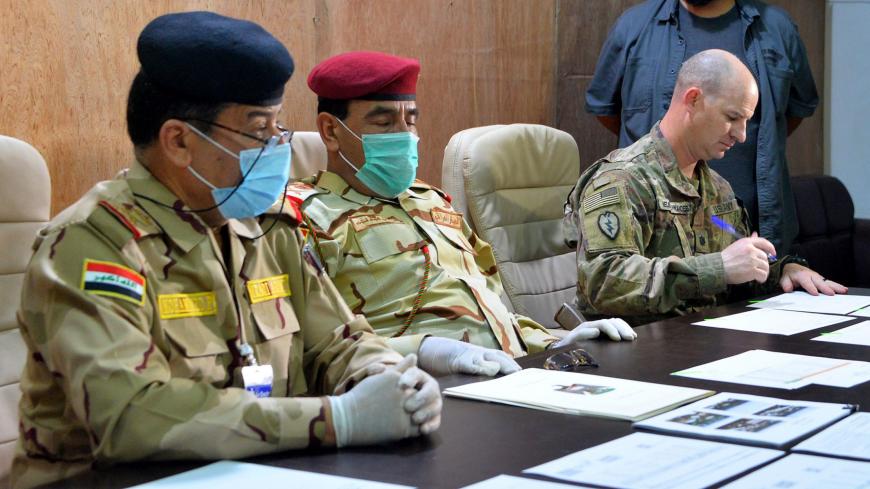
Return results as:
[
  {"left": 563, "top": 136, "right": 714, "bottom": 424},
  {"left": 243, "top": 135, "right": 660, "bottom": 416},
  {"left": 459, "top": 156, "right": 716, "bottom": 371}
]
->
[{"left": 43, "top": 289, "right": 870, "bottom": 488}]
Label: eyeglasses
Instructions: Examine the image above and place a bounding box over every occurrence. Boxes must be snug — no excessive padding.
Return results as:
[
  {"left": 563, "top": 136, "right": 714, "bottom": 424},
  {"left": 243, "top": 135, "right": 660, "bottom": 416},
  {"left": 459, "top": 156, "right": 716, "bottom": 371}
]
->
[
  {"left": 543, "top": 348, "right": 599, "bottom": 372},
  {"left": 186, "top": 119, "right": 292, "bottom": 152}
]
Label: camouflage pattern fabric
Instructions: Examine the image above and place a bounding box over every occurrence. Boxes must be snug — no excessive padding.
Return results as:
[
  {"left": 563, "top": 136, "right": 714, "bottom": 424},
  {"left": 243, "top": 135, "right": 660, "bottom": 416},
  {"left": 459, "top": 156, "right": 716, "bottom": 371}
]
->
[
  {"left": 565, "top": 122, "right": 790, "bottom": 325},
  {"left": 274, "top": 171, "right": 558, "bottom": 358},
  {"left": 12, "top": 162, "right": 400, "bottom": 489}
]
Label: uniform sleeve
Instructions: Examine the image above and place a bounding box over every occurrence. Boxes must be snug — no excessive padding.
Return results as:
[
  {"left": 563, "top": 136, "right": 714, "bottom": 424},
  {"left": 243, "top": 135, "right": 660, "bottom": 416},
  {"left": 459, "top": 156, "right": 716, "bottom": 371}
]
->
[
  {"left": 572, "top": 172, "right": 728, "bottom": 317},
  {"left": 585, "top": 14, "right": 632, "bottom": 116},
  {"left": 18, "top": 225, "right": 339, "bottom": 464},
  {"left": 784, "top": 20, "right": 818, "bottom": 118}
]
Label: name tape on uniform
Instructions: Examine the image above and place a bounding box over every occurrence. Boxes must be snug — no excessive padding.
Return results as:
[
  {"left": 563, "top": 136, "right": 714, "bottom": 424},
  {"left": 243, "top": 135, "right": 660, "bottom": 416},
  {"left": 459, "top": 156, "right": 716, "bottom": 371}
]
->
[
  {"left": 431, "top": 209, "right": 462, "bottom": 229},
  {"left": 247, "top": 274, "right": 292, "bottom": 304},
  {"left": 349, "top": 214, "right": 403, "bottom": 232},
  {"left": 158, "top": 292, "right": 217, "bottom": 319}
]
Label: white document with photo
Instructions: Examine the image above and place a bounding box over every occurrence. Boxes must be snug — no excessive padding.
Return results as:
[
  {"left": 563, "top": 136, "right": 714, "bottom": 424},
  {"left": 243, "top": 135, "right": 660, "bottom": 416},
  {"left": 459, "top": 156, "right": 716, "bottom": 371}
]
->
[
  {"left": 673, "top": 349, "right": 870, "bottom": 390},
  {"left": 721, "top": 454, "right": 870, "bottom": 489},
  {"left": 523, "top": 432, "right": 782, "bottom": 489},
  {"left": 461, "top": 475, "right": 592, "bottom": 489},
  {"left": 130, "top": 461, "right": 413, "bottom": 489},
  {"left": 634, "top": 392, "right": 855, "bottom": 448},
  {"left": 443, "top": 368, "right": 713, "bottom": 421},
  {"left": 748, "top": 291, "right": 870, "bottom": 315},
  {"left": 812, "top": 321, "right": 870, "bottom": 346},
  {"left": 793, "top": 412, "right": 870, "bottom": 460},
  {"left": 693, "top": 308, "right": 852, "bottom": 335}
]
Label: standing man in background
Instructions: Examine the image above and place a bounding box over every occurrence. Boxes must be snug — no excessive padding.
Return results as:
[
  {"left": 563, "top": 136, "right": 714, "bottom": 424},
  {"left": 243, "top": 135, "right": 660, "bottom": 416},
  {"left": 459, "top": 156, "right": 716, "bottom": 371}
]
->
[{"left": 586, "top": 0, "right": 817, "bottom": 253}]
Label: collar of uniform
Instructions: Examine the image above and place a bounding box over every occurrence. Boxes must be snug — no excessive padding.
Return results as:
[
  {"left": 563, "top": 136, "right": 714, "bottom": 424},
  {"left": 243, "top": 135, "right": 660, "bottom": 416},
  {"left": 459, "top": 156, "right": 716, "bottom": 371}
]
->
[
  {"left": 125, "top": 161, "right": 210, "bottom": 254},
  {"left": 315, "top": 171, "right": 374, "bottom": 206},
  {"left": 661, "top": 0, "right": 759, "bottom": 23},
  {"left": 226, "top": 216, "right": 264, "bottom": 241},
  {"left": 648, "top": 122, "right": 700, "bottom": 199}
]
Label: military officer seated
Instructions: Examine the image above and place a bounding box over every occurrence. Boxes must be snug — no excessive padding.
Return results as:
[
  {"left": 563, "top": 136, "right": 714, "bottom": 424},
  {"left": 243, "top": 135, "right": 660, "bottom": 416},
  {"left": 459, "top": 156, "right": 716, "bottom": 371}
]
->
[
  {"left": 13, "top": 13, "right": 441, "bottom": 489},
  {"left": 565, "top": 49, "right": 847, "bottom": 326},
  {"left": 270, "top": 51, "right": 636, "bottom": 380}
]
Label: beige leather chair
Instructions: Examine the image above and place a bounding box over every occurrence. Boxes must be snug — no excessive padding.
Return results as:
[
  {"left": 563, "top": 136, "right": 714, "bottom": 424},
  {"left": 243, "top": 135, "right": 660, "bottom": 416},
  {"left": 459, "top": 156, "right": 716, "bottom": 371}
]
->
[
  {"left": 0, "top": 136, "right": 51, "bottom": 486},
  {"left": 441, "top": 124, "right": 579, "bottom": 329},
  {"left": 290, "top": 131, "right": 327, "bottom": 179}
]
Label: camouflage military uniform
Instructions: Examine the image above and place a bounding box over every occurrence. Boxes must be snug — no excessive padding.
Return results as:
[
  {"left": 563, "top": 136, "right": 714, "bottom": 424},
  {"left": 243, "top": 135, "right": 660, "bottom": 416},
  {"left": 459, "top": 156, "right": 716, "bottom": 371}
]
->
[
  {"left": 276, "top": 171, "right": 557, "bottom": 358},
  {"left": 565, "top": 122, "right": 791, "bottom": 325},
  {"left": 13, "top": 163, "right": 400, "bottom": 489}
]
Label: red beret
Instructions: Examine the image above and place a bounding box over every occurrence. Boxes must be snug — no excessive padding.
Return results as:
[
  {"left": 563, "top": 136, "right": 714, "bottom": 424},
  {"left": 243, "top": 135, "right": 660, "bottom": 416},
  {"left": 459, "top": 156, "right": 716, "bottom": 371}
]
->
[{"left": 308, "top": 51, "right": 419, "bottom": 101}]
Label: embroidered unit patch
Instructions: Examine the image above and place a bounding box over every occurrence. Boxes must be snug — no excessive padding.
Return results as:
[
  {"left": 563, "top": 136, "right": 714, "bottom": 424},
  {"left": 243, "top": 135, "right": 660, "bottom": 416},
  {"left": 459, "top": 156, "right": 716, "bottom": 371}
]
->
[
  {"left": 247, "top": 274, "right": 292, "bottom": 304},
  {"left": 349, "top": 214, "right": 403, "bottom": 232},
  {"left": 431, "top": 209, "right": 463, "bottom": 229},
  {"left": 158, "top": 292, "right": 217, "bottom": 319},
  {"left": 598, "top": 211, "right": 620, "bottom": 240},
  {"left": 81, "top": 259, "right": 146, "bottom": 305}
]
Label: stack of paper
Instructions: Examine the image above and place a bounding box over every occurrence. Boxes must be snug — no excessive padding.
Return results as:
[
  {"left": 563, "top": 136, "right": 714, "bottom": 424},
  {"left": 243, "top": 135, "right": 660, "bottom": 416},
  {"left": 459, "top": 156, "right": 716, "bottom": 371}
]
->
[
  {"left": 749, "top": 291, "right": 870, "bottom": 315},
  {"left": 812, "top": 321, "right": 870, "bottom": 346},
  {"left": 673, "top": 350, "right": 870, "bottom": 390},
  {"left": 461, "top": 475, "right": 591, "bottom": 489},
  {"left": 523, "top": 432, "right": 782, "bottom": 489},
  {"left": 693, "top": 308, "right": 852, "bottom": 335},
  {"left": 721, "top": 454, "right": 870, "bottom": 489},
  {"left": 634, "top": 392, "right": 854, "bottom": 447},
  {"left": 793, "top": 412, "right": 870, "bottom": 460},
  {"left": 443, "top": 369, "right": 713, "bottom": 421}
]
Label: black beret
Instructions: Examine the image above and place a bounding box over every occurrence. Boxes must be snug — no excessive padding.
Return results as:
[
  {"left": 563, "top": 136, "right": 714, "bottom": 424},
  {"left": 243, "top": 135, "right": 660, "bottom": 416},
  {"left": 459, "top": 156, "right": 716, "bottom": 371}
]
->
[{"left": 137, "top": 11, "right": 294, "bottom": 105}]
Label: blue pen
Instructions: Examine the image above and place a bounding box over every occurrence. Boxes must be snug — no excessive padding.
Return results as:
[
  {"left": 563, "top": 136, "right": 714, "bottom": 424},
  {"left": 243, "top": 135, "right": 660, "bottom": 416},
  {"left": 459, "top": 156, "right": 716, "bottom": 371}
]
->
[{"left": 710, "top": 215, "right": 777, "bottom": 262}]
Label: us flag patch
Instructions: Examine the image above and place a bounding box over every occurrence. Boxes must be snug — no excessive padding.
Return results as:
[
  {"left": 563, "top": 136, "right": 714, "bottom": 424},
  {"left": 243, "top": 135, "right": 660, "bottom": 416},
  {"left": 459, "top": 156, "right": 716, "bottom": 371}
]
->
[
  {"left": 582, "top": 186, "right": 621, "bottom": 213},
  {"left": 81, "top": 259, "right": 146, "bottom": 305}
]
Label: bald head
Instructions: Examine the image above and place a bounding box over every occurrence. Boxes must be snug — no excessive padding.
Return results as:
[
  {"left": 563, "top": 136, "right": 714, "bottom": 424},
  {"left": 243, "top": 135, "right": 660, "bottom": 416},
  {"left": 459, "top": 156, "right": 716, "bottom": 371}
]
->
[{"left": 674, "top": 49, "right": 755, "bottom": 101}]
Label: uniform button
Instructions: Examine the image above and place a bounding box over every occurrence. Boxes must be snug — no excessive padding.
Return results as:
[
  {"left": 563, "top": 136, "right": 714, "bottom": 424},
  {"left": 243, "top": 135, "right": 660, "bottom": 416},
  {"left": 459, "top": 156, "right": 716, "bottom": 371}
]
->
[{"left": 670, "top": 69, "right": 675, "bottom": 74}]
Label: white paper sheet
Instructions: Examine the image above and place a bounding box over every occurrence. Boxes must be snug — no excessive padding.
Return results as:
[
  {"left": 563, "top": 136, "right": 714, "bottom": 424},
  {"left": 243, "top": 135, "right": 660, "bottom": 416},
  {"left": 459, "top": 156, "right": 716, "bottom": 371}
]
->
[
  {"left": 721, "top": 454, "right": 870, "bottom": 489},
  {"left": 812, "top": 320, "right": 870, "bottom": 346},
  {"left": 444, "top": 369, "right": 713, "bottom": 421},
  {"left": 523, "top": 432, "right": 782, "bottom": 489},
  {"left": 793, "top": 412, "right": 870, "bottom": 460},
  {"left": 461, "top": 475, "right": 591, "bottom": 489},
  {"left": 851, "top": 306, "right": 870, "bottom": 317},
  {"left": 672, "top": 350, "right": 870, "bottom": 390},
  {"left": 693, "top": 309, "right": 852, "bottom": 335},
  {"left": 748, "top": 291, "right": 870, "bottom": 315},
  {"left": 634, "top": 392, "right": 854, "bottom": 447},
  {"left": 129, "top": 461, "right": 414, "bottom": 489}
]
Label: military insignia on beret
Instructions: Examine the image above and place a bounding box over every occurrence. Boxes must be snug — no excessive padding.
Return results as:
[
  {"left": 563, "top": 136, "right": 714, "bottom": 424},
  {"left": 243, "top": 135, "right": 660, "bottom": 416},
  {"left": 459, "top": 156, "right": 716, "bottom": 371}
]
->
[{"left": 598, "top": 211, "right": 620, "bottom": 240}]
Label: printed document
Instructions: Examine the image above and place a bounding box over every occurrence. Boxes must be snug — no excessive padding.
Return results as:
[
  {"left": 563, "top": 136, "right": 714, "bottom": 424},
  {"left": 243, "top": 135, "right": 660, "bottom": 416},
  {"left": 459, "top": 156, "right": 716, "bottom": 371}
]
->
[
  {"left": 634, "top": 392, "right": 854, "bottom": 447},
  {"left": 851, "top": 306, "right": 870, "bottom": 317},
  {"left": 523, "top": 432, "right": 782, "bottom": 489},
  {"left": 130, "top": 461, "right": 413, "bottom": 489},
  {"left": 721, "top": 454, "right": 870, "bottom": 489},
  {"left": 461, "top": 475, "right": 591, "bottom": 489},
  {"left": 793, "top": 412, "right": 870, "bottom": 460},
  {"left": 749, "top": 291, "right": 870, "bottom": 315},
  {"left": 693, "top": 309, "right": 851, "bottom": 335},
  {"left": 443, "top": 368, "right": 713, "bottom": 421},
  {"left": 812, "top": 321, "right": 870, "bottom": 346},
  {"left": 673, "top": 350, "right": 870, "bottom": 390}
]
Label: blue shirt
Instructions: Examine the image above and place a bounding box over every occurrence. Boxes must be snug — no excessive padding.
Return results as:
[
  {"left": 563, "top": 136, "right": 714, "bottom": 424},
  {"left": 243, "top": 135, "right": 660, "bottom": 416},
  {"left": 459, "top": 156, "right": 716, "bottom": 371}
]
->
[{"left": 585, "top": 0, "right": 818, "bottom": 252}]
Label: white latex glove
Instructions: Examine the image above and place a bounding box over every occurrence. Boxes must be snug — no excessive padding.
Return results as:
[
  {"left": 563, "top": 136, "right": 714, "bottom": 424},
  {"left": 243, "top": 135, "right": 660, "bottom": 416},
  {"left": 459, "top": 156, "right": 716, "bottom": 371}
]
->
[
  {"left": 330, "top": 354, "right": 441, "bottom": 447},
  {"left": 553, "top": 318, "right": 637, "bottom": 348},
  {"left": 418, "top": 337, "right": 521, "bottom": 377}
]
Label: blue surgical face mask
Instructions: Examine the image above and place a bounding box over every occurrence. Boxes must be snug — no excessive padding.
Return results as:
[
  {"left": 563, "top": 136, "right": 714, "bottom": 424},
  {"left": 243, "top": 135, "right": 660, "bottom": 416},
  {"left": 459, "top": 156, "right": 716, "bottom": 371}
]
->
[
  {"left": 335, "top": 118, "right": 419, "bottom": 198},
  {"left": 185, "top": 123, "right": 290, "bottom": 220}
]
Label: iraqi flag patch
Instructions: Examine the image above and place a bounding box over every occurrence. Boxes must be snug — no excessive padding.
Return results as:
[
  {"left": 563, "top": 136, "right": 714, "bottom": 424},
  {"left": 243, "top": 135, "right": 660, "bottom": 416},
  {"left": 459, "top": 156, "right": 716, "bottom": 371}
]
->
[{"left": 81, "top": 259, "right": 146, "bottom": 305}]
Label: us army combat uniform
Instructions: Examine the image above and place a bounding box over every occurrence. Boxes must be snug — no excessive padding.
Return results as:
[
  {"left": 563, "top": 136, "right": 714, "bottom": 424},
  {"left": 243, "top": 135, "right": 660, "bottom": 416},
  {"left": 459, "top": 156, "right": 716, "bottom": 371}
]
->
[
  {"left": 13, "top": 163, "right": 401, "bottom": 489},
  {"left": 277, "top": 171, "right": 557, "bottom": 358},
  {"left": 565, "top": 123, "right": 795, "bottom": 325}
]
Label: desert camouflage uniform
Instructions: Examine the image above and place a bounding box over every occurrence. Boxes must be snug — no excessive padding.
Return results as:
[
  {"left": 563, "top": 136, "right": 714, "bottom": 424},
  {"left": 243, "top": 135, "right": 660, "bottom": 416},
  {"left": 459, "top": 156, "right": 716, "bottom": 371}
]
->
[
  {"left": 12, "top": 162, "right": 400, "bottom": 489},
  {"left": 565, "top": 122, "right": 791, "bottom": 325},
  {"left": 275, "top": 171, "right": 557, "bottom": 358}
]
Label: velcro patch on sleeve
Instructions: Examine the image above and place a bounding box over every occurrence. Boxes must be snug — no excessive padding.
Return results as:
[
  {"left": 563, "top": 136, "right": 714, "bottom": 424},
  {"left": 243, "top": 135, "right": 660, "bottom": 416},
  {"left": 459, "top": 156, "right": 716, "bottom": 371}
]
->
[
  {"left": 710, "top": 199, "right": 739, "bottom": 215},
  {"left": 246, "top": 274, "right": 292, "bottom": 304},
  {"left": 582, "top": 186, "right": 622, "bottom": 214},
  {"left": 81, "top": 259, "right": 146, "bottom": 306},
  {"left": 158, "top": 292, "right": 217, "bottom": 319}
]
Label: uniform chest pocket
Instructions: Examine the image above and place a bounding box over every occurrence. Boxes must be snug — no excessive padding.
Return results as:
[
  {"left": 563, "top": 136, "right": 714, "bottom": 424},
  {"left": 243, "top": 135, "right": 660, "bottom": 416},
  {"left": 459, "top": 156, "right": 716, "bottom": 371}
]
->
[
  {"left": 162, "top": 316, "right": 231, "bottom": 383},
  {"left": 765, "top": 61, "right": 794, "bottom": 116},
  {"left": 353, "top": 221, "right": 426, "bottom": 264},
  {"left": 622, "top": 57, "right": 653, "bottom": 113},
  {"left": 250, "top": 296, "right": 300, "bottom": 342}
]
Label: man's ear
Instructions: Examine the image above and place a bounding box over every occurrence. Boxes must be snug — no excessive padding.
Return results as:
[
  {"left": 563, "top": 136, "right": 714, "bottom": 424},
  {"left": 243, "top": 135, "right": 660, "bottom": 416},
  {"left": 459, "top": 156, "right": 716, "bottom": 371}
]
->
[
  {"left": 316, "top": 113, "right": 341, "bottom": 152},
  {"left": 683, "top": 87, "right": 703, "bottom": 113},
  {"left": 159, "top": 119, "right": 195, "bottom": 169}
]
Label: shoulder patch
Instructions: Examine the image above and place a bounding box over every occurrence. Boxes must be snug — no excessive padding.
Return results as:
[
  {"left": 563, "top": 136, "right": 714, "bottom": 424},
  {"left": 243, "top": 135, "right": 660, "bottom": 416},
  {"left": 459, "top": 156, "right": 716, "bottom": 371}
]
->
[
  {"left": 81, "top": 259, "right": 146, "bottom": 306},
  {"left": 597, "top": 211, "right": 620, "bottom": 239},
  {"left": 582, "top": 185, "right": 623, "bottom": 214},
  {"left": 96, "top": 200, "right": 159, "bottom": 240}
]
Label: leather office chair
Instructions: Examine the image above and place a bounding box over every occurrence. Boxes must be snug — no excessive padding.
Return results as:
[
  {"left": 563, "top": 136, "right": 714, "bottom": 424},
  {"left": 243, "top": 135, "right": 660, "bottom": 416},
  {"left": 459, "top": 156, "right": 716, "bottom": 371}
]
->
[
  {"left": 0, "top": 136, "right": 51, "bottom": 486},
  {"left": 290, "top": 131, "right": 327, "bottom": 179},
  {"left": 441, "top": 124, "right": 580, "bottom": 329},
  {"left": 791, "top": 175, "right": 870, "bottom": 288}
]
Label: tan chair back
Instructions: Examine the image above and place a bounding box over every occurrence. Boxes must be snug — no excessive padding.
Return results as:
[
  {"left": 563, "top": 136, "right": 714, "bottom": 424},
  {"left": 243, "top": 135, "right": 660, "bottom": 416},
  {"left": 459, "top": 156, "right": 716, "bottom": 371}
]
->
[{"left": 290, "top": 131, "right": 327, "bottom": 179}]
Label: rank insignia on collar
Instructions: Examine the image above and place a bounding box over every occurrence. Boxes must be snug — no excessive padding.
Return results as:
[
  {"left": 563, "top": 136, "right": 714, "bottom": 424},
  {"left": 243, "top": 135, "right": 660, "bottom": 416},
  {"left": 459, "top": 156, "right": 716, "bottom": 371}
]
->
[{"left": 598, "top": 211, "right": 619, "bottom": 240}]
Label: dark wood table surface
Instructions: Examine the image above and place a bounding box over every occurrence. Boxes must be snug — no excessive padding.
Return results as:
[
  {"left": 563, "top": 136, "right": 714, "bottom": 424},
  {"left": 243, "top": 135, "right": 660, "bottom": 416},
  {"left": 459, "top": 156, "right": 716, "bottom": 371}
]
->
[{"left": 42, "top": 288, "right": 870, "bottom": 488}]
